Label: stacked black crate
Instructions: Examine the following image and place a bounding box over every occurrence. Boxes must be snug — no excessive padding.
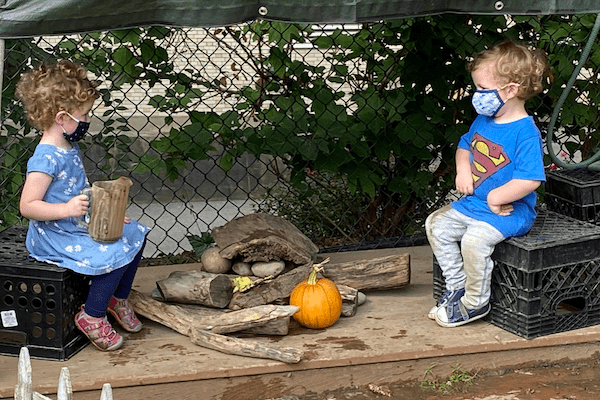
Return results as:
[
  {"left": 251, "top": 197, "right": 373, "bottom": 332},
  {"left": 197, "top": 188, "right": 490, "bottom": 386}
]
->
[
  {"left": 0, "top": 226, "right": 91, "bottom": 360},
  {"left": 545, "top": 168, "right": 600, "bottom": 224},
  {"left": 433, "top": 210, "right": 600, "bottom": 339}
]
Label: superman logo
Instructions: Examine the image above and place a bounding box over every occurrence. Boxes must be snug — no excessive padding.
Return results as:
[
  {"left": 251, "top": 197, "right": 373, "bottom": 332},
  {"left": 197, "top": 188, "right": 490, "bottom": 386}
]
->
[{"left": 470, "top": 133, "right": 510, "bottom": 188}]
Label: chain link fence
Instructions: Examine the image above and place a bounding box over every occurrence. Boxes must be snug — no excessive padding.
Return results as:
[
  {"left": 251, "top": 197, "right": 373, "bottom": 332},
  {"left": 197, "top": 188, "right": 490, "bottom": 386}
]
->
[{"left": 1, "top": 14, "right": 599, "bottom": 260}]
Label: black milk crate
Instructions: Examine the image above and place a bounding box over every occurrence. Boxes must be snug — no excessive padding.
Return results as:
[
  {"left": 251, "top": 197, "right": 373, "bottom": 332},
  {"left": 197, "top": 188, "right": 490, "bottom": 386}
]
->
[
  {"left": 545, "top": 168, "right": 600, "bottom": 224},
  {"left": 432, "top": 256, "right": 445, "bottom": 301},
  {"left": 0, "top": 225, "right": 91, "bottom": 360},
  {"left": 432, "top": 210, "right": 600, "bottom": 339}
]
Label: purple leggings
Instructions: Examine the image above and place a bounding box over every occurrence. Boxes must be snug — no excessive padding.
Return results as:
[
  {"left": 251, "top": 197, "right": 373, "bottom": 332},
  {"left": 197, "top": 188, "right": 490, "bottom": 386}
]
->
[{"left": 84, "top": 243, "right": 144, "bottom": 318}]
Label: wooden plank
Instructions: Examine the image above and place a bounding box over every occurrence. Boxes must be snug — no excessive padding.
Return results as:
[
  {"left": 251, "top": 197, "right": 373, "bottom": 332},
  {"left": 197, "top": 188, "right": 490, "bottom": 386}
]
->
[{"left": 66, "top": 342, "right": 600, "bottom": 400}]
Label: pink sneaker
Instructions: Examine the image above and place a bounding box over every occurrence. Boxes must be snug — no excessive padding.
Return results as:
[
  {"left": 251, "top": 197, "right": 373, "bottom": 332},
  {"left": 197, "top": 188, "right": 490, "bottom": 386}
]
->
[
  {"left": 108, "top": 297, "right": 143, "bottom": 333},
  {"left": 75, "top": 307, "right": 123, "bottom": 351}
]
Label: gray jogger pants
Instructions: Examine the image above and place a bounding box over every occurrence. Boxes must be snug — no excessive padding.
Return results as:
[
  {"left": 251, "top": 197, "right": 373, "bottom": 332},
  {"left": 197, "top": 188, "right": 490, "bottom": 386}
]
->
[{"left": 425, "top": 205, "right": 505, "bottom": 309}]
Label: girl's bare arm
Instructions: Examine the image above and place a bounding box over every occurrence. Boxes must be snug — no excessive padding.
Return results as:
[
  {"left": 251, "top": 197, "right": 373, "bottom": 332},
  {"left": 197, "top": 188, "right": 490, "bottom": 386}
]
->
[{"left": 20, "top": 172, "right": 88, "bottom": 221}]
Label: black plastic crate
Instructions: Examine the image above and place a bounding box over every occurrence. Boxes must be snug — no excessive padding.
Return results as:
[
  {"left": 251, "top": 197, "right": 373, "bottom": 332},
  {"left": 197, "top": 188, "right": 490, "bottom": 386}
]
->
[
  {"left": 545, "top": 168, "right": 600, "bottom": 224},
  {"left": 0, "top": 225, "right": 91, "bottom": 360},
  {"left": 432, "top": 210, "right": 600, "bottom": 339},
  {"left": 432, "top": 257, "right": 444, "bottom": 301}
]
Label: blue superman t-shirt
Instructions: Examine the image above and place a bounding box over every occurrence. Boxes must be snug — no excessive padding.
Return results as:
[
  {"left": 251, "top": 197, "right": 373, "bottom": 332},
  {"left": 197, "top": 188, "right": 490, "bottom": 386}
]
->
[{"left": 452, "top": 115, "right": 546, "bottom": 238}]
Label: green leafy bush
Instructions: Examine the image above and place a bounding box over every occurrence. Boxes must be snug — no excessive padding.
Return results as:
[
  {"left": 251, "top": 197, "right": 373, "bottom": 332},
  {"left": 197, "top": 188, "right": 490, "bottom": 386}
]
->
[{"left": 2, "top": 14, "right": 600, "bottom": 246}]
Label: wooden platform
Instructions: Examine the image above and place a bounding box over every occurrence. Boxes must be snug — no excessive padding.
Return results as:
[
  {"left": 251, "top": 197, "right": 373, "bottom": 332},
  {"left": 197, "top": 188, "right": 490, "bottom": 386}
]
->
[{"left": 2, "top": 246, "right": 600, "bottom": 400}]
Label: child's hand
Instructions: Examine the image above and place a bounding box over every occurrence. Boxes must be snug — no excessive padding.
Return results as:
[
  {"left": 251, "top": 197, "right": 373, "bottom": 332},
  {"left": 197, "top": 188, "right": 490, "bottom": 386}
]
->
[
  {"left": 455, "top": 173, "right": 474, "bottom": 195},
  {"left": 66, "top": 194, "right": 89, "bottom": 217},
  {"left": 124, "top": 217, "right": 131, "bottom": 224},
  {"left": 489, "top": 203, "right": 513, "bottom": 216}
]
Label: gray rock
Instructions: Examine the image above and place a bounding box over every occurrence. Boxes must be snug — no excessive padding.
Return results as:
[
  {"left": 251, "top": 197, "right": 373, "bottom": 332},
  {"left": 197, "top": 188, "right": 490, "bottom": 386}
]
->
[
  {"left": 357, "top": 292, "right": 367, "bottom": 306},
  {"left": 201, "top": 247, "right": 232, "bottom": 274},
  {"left": 251, "top": 260, "right": 285, "bottom": 278},
  {"left": 232, "top": 261, "right": 253, "bottom": 276}
]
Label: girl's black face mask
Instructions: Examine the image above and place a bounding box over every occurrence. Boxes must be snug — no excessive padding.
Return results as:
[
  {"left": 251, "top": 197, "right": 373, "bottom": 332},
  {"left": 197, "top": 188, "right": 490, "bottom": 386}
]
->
[{"left": 62, "top": 112, "right": 90, "bottom": 142}]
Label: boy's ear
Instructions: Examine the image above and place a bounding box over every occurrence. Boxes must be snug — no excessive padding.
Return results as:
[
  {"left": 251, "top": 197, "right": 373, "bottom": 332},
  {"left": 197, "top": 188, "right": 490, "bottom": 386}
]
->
[{"left": 506, "top": 83, "right": 520, "bottom": 100}]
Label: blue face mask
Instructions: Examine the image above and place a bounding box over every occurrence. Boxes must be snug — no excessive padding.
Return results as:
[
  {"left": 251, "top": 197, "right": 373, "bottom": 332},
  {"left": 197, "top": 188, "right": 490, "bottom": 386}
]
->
[
  {"left": 471, "top": 89, "right": 505, "bottom": 117},
  {"left": 471, "top": 83, "right": 518, "bottom": 117},
  {"left": 62, "top": 112, "right": 90, "bottom": 142}
]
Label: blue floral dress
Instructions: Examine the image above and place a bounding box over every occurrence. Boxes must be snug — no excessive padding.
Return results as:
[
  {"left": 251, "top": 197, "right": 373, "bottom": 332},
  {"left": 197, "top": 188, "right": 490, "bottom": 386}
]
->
[{"left": 25, "top": 143, "right": 150, "bottom": 276}]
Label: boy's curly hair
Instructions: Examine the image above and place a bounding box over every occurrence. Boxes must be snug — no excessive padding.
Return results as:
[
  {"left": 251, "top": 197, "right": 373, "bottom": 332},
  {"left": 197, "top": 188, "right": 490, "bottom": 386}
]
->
[
  {"left": 15, "top": 60, "right": 100, "bottom": 131},
  {"left": 469, "top": 40, "right": 547, "bottom": 101}
]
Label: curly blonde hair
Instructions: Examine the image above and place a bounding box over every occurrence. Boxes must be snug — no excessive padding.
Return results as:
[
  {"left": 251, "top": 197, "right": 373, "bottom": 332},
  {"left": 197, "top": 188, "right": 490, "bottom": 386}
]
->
[
  {"left": 15, "top": 60, "right": 100, "bottom": 131},
  {"left": 469, "top": 40, "right": 547, "bottom": 101}
]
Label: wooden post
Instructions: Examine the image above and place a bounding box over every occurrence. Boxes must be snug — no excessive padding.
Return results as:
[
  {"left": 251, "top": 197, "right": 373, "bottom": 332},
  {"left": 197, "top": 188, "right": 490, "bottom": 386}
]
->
[
  {"left": 14, "top": 346, "right": 116, "bottom": 399},
  {"left": 56, "top": 368, "right": 72, "bottom": 400},
  {"left": 100, "top": 383, "right": 113, "bottom": 400},
  {"left": 15, "top": 347, "right": 32, "bottom": 400}
]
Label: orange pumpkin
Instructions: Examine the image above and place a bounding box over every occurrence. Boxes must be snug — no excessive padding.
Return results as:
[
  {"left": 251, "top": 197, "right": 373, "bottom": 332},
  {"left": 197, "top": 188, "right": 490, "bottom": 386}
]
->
[{"left": 290, "top": 264, "right": 342, "bottom": 329}]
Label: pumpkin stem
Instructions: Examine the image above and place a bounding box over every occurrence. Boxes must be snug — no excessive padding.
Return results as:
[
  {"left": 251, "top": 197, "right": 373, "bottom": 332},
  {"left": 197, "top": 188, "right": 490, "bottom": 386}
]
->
[
  {"left": 307, "top": 257, "right": 329, "bottom": 285},
  {"left": 307, "top": 264, "right": 322, "bottom": 285}
]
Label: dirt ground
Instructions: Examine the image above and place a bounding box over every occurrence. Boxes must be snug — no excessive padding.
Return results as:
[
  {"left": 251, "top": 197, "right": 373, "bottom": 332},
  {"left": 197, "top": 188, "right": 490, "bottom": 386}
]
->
[{"left": 265, "top": 357, "right": 600, "bottom": 400}]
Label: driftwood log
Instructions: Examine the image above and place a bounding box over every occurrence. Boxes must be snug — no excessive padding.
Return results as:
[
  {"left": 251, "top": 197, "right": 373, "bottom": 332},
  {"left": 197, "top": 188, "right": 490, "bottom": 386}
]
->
[
  {"left": 174, "top": 303, "right": 291, "bottom": 335},
  {"left": 228, "top": 254, "right": 408, "bottom": 310},
  {"left": 156, "top": 270, "right": 232, "bottom": 308},
  {"left": 228, "top": 262, "right": 313, "bottom": 310},
  {"left": 239, "top": 318, "right": 291, "bottom": 336},
  {"left": 322, "top": 253, "right": 410, "bottom": 291},
  {"left": 188, "top": 329, "right": 303, "bottom": 364},
  {"left": 130, "top": 289, "right": 296, "bottom": 334},
  {"left": 129, "top": 290, "right": 303, "bottom": 363},
  {"left": 338, "top": 284, "right": 359, "bottom": 317},
  {"left": 212, "top": 213, "right": 319, "bottom": 265}
]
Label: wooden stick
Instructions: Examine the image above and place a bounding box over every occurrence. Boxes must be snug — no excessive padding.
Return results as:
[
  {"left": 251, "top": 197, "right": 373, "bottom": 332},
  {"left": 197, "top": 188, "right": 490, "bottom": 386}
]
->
[{"left": 189, "top": 328, "right": 303, "bottom": 364}]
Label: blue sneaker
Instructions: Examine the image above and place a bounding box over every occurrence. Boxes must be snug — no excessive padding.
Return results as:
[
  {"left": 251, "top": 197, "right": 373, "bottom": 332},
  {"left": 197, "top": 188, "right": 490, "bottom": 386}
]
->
[
  {"left": 435, "top": 298, "right": 490, "bottom": 327},
  {"left": 428, "top": 288, "right": 465, "bottom": 320}
]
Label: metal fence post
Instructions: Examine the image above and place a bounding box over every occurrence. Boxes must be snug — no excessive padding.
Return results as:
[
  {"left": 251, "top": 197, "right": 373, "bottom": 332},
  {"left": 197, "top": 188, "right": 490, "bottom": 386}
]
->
[{"left": 0, "top": 38, "right": 4, "bottom": 125}]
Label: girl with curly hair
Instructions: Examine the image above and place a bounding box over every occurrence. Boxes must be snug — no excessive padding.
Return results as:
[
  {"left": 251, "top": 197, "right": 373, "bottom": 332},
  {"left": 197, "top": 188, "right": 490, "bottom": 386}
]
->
[{"left": 16, "top": 60, "right": 150, "bottom": 351}]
